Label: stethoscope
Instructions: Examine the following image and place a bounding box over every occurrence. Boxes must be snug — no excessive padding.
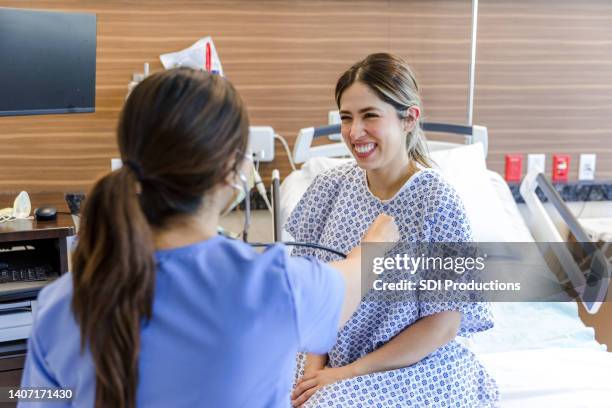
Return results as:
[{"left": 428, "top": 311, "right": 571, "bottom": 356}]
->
[{"left": 225, "top": 170, "right": 347, "bottom": 259}]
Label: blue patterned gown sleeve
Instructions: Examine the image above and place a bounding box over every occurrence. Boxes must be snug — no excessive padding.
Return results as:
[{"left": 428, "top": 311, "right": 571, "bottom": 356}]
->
[{"left": 418, "top": 172, "right": 494, "bottom": 336}]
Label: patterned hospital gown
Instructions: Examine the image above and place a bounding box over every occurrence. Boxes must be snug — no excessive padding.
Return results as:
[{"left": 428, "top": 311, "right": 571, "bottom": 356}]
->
[{"left": 285, "top": 163, "right": 499, "bottom": 407}]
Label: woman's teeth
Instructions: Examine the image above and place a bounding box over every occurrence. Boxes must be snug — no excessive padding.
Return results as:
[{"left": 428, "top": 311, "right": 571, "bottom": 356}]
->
[{"left": 355, "top": 143, "right": 376, "bottom": 154}]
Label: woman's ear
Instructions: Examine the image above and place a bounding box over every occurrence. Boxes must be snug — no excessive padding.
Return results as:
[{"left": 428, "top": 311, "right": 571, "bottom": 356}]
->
[
  {"left": 223, "top": 155, "right": 252, "bottom": 188},
  {"left": 222, "top": 155, "right": 241, "bottom": 186},
  {"left": 409, "top": 105, "right": 420, "bottom": 121},
  {"left": 223, "top": 168, "right": 237, "bottom": 186},
  {"left": 403, "top": 106, "right": 421, "bottom": 133}
]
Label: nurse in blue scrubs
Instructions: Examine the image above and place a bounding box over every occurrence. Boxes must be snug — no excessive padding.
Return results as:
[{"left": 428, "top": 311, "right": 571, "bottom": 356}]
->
[{"left": 19, "top": 68, "right": 397, "bottom": 408}]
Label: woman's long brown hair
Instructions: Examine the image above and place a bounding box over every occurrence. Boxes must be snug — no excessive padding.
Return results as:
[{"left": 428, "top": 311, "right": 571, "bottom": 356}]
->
[{"left": 71, "top": 68, "right": 249, "bottom": 408}]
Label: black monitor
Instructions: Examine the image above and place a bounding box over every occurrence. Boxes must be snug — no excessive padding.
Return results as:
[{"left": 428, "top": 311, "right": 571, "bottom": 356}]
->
[{"left": 0, "top": 7, "right": 96, "bottom": 116}]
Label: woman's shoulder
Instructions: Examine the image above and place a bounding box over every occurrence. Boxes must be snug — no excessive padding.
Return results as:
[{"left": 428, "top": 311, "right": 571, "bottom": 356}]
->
[
  {"left": 413, "top": 169, "right": 473, "bottom": 240},
  {"left": 409, "top": 168, "right": 462, "bottom": 203},
  {"left": 37, "top": 272, "right": 74, "bottom": 314},
  {"left": 403, "top": 168, "right": 469, "bottom": 217},
  {"left": 313, "top": 161, "right": 361, "bottom": 187},
  {"left": 32, "top": 273, "right": 78, "bottom": 342},
  {"left": 411, "top": 167, "right": 449, "bottom": 188},
  {"left": 292, "top": 161, "right": 361, "bottom": 214},
  {"left": 200, "top": 237, "right": 292, "bottom": 281},
  {"left": 158, "top": 235, "right": 277, "bottom": 271}
]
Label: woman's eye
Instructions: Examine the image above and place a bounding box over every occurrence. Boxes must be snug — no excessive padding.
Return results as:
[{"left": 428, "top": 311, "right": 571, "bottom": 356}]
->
[
  {"left": 340, "top": 116, "right": 351, "bottom": 122},
  {"left": 364, "top": 113, "right": 378, "bottom": 119}
]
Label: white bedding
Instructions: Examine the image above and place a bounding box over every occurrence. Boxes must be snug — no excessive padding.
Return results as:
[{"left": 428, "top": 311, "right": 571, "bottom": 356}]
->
[
  {"left": 480, "top": 348, "right": 612, "bottom": 407},
  {"left": 279, "top": 151, "right": 612, "bottom": 406}
]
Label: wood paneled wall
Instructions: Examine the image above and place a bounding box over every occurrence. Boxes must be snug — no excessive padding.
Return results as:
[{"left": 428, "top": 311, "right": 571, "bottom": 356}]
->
[
  {"left": 0, "top": 0, "right": 471, "bottom": 200},
  {"left": 475, "top": 0, "right": 612, "bottom": 180},
  {"left": 2, "top": 0, "right": 609, "bottom": 200}
]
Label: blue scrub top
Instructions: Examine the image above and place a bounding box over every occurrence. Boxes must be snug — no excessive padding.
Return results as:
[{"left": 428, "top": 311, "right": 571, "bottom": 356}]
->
[{"left": 20, "top": 235, "right": 344, "bottom": 407}]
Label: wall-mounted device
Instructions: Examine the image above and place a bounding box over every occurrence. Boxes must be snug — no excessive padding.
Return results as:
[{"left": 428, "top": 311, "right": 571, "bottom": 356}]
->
[
  {"left": 552, "top": 154, "right": 570, "bottom": 182},
  {"left": 248, "top": 126, "right": 275, "bottom": 162},
  {"left": 505, "top": 154, "right": 523, "bottom": 182}
]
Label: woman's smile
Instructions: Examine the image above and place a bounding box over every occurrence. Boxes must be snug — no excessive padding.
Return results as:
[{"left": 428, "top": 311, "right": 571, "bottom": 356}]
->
[{"left": 353, "top": 142, "right": 377, "bottom": 158}]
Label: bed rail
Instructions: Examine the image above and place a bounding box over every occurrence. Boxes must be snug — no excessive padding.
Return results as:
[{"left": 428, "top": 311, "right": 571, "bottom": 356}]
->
[
  {"left": 520, "top": 171, "right": 610, "bottom": 314},
  {"left": 292, "top": 122, "right": 488, "bottom": 164}
]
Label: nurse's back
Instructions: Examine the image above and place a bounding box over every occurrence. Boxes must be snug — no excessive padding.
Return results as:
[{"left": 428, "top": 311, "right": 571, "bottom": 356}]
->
[
  {"left": 22, "top": 235, "right": 342, "bottom": 407},
  {"left": 18, "top": 69, "right": 345, "bottom": 408}
]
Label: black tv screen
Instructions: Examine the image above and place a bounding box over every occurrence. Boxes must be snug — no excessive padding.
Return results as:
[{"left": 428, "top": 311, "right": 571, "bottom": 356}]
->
[{"left": 0, "top": 8, "right": 96, "bottom": 116}]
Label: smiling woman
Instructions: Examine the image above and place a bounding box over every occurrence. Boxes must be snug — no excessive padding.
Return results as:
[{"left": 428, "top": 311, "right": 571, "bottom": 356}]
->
[
  {"left": 336, "top": 53, "right": 432, "bottom": 200},
  {"left": 336, "top": 55, "right": 428, "bottom": 156},
  {"left": 286, "top": 53, "right": 499, "bottom": 407}
]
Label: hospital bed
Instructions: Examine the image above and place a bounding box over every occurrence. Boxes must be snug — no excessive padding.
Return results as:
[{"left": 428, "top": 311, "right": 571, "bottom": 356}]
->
[{"left": 275, "top": 123, "right": 612, "bottom": 407}]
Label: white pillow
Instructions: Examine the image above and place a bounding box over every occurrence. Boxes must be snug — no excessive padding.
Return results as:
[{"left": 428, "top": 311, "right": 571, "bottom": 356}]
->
[
  {"left": 281, "top": 143, "right": 517, "bottom": 242},
  {"left": 429, "top": 143, "right": 514, "bottom": 242},
  {"left": 486, "top": 170, "right": 534, "bottom": 242}
]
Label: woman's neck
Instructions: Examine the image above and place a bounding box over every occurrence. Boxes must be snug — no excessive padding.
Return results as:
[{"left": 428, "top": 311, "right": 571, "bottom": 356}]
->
[
  {"left": 153, "top": 210, "right": 220, "bottom": 250},
  {"left": 366, "top": 159, "right": 418, "bottom": 201}
]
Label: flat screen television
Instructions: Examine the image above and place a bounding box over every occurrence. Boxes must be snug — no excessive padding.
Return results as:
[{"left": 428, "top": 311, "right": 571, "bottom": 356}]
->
[{"left": 0, "top": 7, "right": 96, "bottom": 116}]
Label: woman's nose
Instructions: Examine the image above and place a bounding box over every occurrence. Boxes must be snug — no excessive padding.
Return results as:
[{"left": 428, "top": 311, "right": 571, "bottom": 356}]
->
[{"left": 348, "top": 120, "right": 365, "bottom": 141}]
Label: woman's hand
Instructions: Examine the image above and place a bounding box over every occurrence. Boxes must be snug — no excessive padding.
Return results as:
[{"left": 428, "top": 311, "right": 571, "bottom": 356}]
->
[{"left": 291, "top": 365, "right": 356, "bottom": 407}]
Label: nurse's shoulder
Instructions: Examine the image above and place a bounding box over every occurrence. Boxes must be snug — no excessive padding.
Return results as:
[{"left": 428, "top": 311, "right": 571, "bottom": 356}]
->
[
  {"left": 220, "top": 237, "right": 345, "bottom": 355},
  {"left": 34, "top": 272, "right": 76, "bottom": 328},
  {"left": 25, "top": 272, "right": 82, "bottom": 378}
]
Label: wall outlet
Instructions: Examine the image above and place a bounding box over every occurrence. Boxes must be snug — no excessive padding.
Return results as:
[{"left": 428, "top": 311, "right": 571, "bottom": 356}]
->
[
  {"left": 328, "top": 110, "right": 342, "bottom": 141},
  {"left": 248, "top": 126, "right": 275, "bottom": 162},
  {"left": 527, "top": 154, "right": 546, "bottom": 175},
  {"left": 579, "top": 153, "right": 596, "bottom": 180}
]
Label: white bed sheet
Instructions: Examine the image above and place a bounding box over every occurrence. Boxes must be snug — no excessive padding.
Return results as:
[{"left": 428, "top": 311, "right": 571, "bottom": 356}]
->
[
  {"left": 480, "top": 348, "right": 612, "bottom": 407},
  {"left": 279, "top": 155, "right": 612, "bottom": 406}
]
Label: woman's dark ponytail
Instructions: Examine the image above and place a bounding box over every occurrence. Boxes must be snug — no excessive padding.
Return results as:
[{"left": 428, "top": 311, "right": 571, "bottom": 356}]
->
[{"left": 72, "top": 167, "right": 155, "bottom": 408}]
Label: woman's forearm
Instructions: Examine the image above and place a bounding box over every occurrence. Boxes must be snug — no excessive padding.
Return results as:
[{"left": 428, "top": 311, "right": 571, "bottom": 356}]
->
[
  {"left": 303, "top": 353, "right": 327, "bottom": 375},
  {"left": 328, "top": 246, "right": 361, "bottom": 276},
  {"left": 347, "top": 311, "right": 461, "bottom": 377}
]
